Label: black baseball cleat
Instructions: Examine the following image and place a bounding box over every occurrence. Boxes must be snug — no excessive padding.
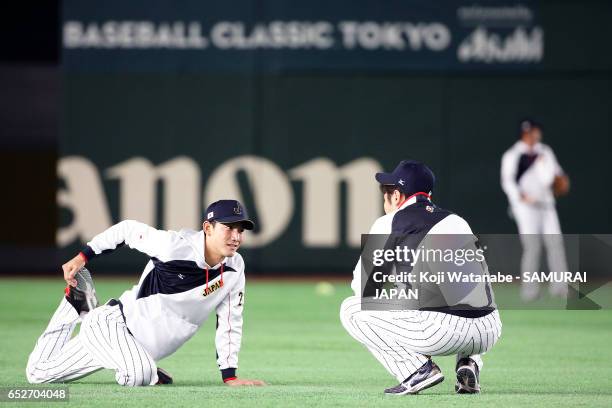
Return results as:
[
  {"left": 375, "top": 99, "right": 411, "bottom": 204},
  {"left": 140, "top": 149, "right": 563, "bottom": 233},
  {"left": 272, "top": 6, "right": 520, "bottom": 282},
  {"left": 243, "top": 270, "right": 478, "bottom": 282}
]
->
[
  {"left": 384, "top": 360, "right": 444, "bottom": 395},
  {"left": 455, "top": 358, "right": 480, "bottom": 394},
  {"left": 64, "top": 267, "right": 99, "bottom": 315},
  {"left": 156, "top": 368, "right": 173, "bottom": 385}
]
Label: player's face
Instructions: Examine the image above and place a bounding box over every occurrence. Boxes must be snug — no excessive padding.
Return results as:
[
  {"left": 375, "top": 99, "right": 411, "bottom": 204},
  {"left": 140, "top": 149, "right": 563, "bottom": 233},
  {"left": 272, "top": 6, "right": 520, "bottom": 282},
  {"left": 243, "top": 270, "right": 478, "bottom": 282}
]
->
[
  {"left": 523, "top": 128, "right": 542, "bottom": 146},
  {"left": 531, "top": 128, "right": 542, "bottom": 143},
  {"left": 206, "top": 222, "right": 245, "bottom": 257}
]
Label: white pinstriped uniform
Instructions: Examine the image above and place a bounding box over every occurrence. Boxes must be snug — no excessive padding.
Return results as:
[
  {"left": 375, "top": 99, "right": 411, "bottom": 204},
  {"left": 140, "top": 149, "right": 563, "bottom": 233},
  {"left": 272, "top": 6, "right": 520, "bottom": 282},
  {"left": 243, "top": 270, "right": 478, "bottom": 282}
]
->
[
  {"left": 340, "top": 297, "right": 501, "bottom": 382},
  {"left": 501, "top": 140, "right": 568, "bottom": 298},
  {"left": 27, "top": 299, "right": 157, "bottom": 386},
  {"left": 27, "top": 220, "right": 245, "bottom": 386},
  {"left": 340, "top": 196, "right": 502, "bottom": 382}
]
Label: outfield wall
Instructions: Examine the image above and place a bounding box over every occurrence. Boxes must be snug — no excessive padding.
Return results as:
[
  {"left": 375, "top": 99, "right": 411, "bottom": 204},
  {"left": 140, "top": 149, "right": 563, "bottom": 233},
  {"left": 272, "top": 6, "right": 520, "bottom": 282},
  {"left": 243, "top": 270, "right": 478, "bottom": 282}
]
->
[{"left": 57, "top": 0, "right": 612, "bottom": 274}]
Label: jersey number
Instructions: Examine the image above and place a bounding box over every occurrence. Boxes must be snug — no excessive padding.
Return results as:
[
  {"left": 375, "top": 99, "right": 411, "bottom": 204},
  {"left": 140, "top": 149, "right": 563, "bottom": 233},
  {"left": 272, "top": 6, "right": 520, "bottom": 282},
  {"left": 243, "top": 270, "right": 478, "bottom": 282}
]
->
[{"left": 238, "top": 292, "right": 244, "bottom": 306}]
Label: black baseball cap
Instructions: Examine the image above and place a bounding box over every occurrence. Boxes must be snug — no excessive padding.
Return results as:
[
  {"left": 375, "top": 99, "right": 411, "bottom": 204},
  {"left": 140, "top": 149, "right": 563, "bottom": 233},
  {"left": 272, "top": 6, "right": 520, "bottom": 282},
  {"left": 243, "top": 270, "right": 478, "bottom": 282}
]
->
[
  {"left": 375, "top": 160, "right": 435, "bottom": 196},
  {"left": 205, "top": 200, "right": 255, "bottom": 230}
]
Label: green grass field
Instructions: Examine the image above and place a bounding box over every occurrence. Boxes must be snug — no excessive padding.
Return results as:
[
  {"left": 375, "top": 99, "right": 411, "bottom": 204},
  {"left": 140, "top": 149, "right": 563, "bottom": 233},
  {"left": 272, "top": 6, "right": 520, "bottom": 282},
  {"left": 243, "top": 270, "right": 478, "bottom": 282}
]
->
[{"left": 1, "top": 278, "right": 611, "bottom": 407}]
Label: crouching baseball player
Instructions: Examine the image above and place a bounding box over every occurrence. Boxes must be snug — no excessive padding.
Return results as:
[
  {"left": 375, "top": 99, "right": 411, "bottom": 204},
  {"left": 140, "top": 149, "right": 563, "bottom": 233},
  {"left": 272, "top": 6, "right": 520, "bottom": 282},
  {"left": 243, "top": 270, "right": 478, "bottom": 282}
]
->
[
  {"left": 340, "top": 160, "right": 502, "bottom": 395},
  {"left": 26, "top": 199, "right": 266, "bottom": 387}
]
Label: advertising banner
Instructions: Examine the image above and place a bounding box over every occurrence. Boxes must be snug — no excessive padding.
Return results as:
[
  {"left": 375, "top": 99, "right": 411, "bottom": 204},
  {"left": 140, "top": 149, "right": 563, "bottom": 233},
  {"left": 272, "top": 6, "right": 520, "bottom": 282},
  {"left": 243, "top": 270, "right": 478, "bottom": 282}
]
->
[{"left": 63, "top": 0, "right": 543, "bottom": 72}]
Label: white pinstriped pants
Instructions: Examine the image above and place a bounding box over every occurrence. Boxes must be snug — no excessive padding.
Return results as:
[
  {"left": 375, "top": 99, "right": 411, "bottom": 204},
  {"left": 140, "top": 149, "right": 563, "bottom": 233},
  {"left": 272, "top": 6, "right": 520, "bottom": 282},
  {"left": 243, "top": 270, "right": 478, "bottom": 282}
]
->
[
  {"left": 512, "top": 202, "right": 568, "bottom": 297},
  {"left": 26, "top": 298, "right": 158, "bottom": 386},
  {"left": 340, "top": 296, "right": 502, "bottom": 382}
]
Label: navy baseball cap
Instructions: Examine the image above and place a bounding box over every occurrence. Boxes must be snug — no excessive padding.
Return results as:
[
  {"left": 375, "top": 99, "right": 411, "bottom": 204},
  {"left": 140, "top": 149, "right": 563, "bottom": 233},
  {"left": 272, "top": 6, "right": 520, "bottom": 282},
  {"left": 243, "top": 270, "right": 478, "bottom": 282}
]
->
[
  {"left": 519, "top": 118, "right": 541, "bottom": 134},
  {"left": 375, "top": 160, "right": 435, "bottom": 196},
  {"left": 205, "top": 200, "right": 254, "bottom": 230}
]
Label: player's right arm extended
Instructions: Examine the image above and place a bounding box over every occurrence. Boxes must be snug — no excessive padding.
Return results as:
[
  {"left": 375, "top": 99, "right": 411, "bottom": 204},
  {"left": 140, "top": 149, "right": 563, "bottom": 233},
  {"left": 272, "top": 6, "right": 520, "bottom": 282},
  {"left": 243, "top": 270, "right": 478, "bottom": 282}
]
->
[
  {"left": 81, "top": 220, "right": 172, "bottom": 261},
  {"left": 63, "top": 220, "right": 172, "bottom": 286}
]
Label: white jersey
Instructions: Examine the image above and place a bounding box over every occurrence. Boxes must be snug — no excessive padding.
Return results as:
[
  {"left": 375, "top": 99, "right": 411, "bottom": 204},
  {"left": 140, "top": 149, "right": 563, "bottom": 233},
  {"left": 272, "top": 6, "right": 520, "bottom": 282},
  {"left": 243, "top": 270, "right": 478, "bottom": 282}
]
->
[
  {"left": 350, "top": 195, "right": 474, "bottom": 296},
  {"left": 501, "top": 141, "right": 563, "bottom": 206},
  {"left": 350, "top": 195, "right": 496, "bottom": 317},
  {"left": 83, "top": 220, "right": 244, "bottom": 371}
]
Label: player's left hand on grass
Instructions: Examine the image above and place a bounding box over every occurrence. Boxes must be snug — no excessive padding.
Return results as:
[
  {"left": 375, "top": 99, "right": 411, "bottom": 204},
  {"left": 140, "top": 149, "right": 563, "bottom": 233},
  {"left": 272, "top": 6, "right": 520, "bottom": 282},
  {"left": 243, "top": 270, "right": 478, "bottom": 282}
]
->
[{"left": 225, "top": 378, "right": 267, "bottom": 387}]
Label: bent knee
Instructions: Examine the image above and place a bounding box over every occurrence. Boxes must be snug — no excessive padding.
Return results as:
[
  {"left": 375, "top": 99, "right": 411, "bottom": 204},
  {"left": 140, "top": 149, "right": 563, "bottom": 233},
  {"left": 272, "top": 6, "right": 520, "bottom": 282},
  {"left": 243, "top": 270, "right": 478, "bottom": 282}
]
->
[
  {"left": 340, "top": 296, "right": 367, "bottom": 333},
  {"left": 26, "top": 367, "right": 45, "bottom": 384},
  {"left": 340, "top": 296, "right": 361, "bottom": 317}
]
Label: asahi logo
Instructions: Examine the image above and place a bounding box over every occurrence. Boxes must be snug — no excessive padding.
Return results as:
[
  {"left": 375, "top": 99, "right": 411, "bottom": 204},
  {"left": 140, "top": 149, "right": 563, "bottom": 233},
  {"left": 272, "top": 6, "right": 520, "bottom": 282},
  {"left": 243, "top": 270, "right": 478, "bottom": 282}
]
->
[
  {"left": 57, "top": 155, "right": 382, "bottom": 249},
  {"left": 458, "top": 27, "right": 543, "bottom": 63}
]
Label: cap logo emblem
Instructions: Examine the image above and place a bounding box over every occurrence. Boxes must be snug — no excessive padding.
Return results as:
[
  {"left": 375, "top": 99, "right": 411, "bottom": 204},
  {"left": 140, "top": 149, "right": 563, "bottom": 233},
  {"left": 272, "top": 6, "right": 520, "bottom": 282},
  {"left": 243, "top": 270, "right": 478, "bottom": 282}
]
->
[
  {"left": 233, "top": 205, "right": 242, "bottom": 215},
  {"left": 398, "top": 179, "right": 405, "bottom": 185},
  {"left": 207, "top": 211, "right": 214, "bottom": 219},
  {"left": 426, "top": 205, "right": 434, "bottom": 213}
]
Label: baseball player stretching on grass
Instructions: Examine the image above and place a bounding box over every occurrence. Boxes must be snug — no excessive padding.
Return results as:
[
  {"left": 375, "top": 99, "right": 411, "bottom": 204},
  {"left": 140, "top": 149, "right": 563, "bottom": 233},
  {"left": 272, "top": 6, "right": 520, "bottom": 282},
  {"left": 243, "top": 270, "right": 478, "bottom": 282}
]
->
[
  {"left": 340, "top": 160, "right": 502, "bottom": 395},
  {"left": 26, "top": 199, "right": 266, "bottom": 387}
]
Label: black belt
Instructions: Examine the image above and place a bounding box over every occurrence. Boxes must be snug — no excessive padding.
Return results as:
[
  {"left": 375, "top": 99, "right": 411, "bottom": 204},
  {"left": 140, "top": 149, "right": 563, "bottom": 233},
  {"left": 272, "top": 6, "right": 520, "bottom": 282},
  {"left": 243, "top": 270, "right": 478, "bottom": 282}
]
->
[
  {"left": 106, "top": 298, "right": 133, "bottom": 335},
  {"left": 421, "top": 306, "right": 496, "bottom": 319}
]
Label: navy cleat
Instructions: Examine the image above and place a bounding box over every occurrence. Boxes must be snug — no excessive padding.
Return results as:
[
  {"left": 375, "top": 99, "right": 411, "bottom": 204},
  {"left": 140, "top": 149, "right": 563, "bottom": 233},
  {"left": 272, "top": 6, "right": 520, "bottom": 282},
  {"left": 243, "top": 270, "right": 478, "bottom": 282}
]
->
[
  {"left": 156, "top": 367, "right": 173, "bottom": 385},
  {"left": 384, "top": 360, "right": 444, "bottom": 395},
  {"left": 455, "top": 358, "right": 480, "bottom": 394},
  {"left": 64, "top": 267, "right": 99, "bottom": 315}
]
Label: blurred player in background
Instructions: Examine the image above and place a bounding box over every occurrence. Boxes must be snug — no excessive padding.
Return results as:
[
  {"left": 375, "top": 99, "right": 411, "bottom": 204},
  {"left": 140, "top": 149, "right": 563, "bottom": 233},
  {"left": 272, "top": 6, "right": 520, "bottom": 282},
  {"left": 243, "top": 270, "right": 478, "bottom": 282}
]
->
[
  {"left": 501, "top": 119, "right": 570, "bottom": 301},
  {"left": 26, "top": 200, "right": 266, "bottom": 387},
  {"left": 341, "top": 160, "right": 501, "bottom": 395}
]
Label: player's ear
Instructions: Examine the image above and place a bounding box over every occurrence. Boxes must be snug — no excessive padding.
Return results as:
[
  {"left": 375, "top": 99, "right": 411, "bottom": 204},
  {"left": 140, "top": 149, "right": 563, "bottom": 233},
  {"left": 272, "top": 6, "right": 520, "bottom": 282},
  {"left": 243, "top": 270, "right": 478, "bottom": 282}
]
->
[
  {"left": 394, "top": 190, "right": 403, "bottom": 203},
  {"left": 203, "top": 221, "right": 212, "bottom": 236}
]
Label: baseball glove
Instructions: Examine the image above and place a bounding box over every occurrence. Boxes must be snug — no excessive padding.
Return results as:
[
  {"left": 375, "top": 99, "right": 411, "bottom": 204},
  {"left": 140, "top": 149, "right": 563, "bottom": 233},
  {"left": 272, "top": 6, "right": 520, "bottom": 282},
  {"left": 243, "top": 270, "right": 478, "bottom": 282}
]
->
[{"left": 553, "top": 174, "right": 570, "bottom": 197}]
